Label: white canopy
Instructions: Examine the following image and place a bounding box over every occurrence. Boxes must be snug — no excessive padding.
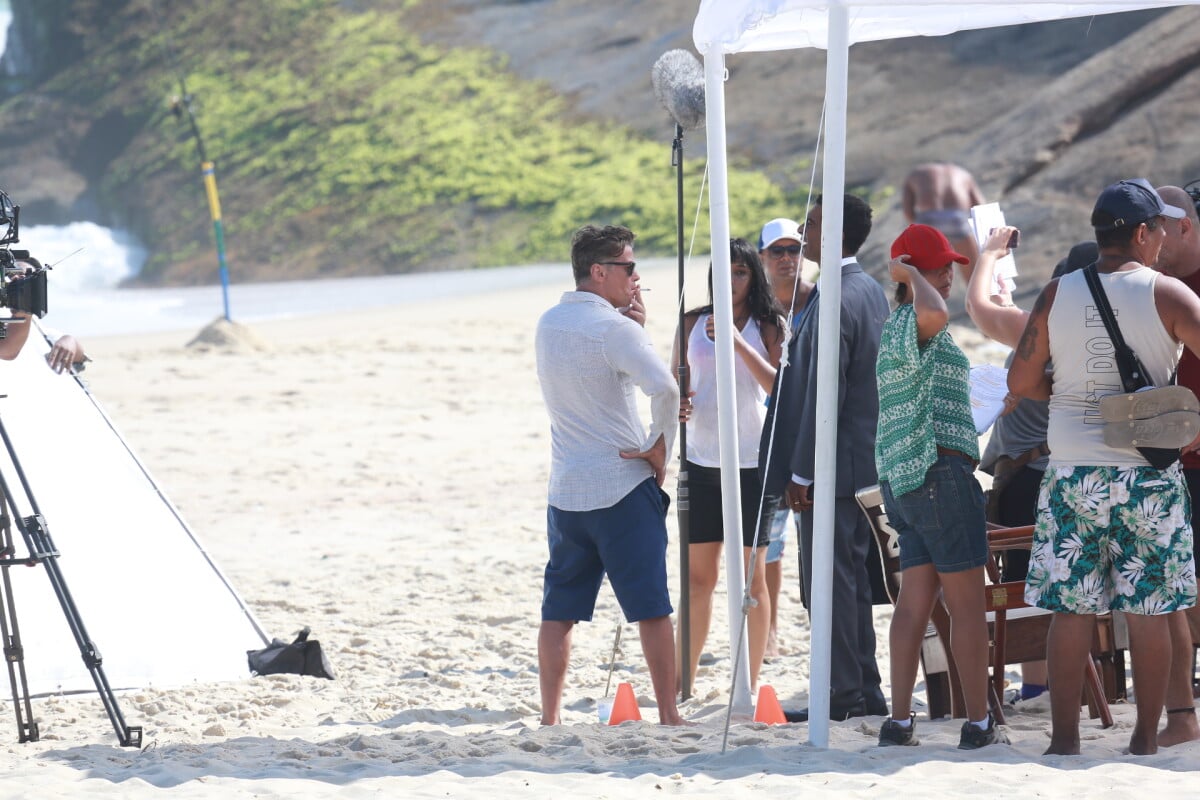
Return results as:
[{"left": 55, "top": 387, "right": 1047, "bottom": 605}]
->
[
  {"left": 692, "top": 0, "right": 1198, "bottom": 747},
  {"left": 695, "top": 1, "right": 1183, "bottom": 52}
]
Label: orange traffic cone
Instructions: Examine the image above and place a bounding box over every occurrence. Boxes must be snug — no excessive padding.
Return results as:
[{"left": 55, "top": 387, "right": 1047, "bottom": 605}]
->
[
  {"left": 608, "top": 681, "right": 642, "bottom": 725},
  {"left": 754, "top": 685, "right": 787, "bottom": 725}
]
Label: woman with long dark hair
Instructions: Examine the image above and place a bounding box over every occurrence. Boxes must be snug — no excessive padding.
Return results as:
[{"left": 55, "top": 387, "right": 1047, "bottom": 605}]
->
[{"left": 673, "top": 237, "right": 784, "bottom": 692}]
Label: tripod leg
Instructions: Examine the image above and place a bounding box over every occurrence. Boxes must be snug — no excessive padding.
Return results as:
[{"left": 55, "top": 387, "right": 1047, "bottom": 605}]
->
[
  {"left": 0, "top": 505, "right": 38, "bottom": 742},
  {"left": 21, "top": 516, "right": 142, "bottom": 748},
  {"left": 0, "top": 413, "right": 141, "bottom": 748}
]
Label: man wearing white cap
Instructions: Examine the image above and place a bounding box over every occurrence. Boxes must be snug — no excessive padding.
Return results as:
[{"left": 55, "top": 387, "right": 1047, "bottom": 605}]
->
[
  {"left": 759, "top": 217, "right": 816, "bottom": 329},
  {"left": 757, "top": 217, "right": 813, "bottom": 658}
]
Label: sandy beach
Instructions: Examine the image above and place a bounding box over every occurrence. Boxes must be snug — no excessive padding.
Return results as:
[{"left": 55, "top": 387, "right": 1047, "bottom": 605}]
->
[{"left": 0, "top": 261, "right": 1194, "bottom": 798}]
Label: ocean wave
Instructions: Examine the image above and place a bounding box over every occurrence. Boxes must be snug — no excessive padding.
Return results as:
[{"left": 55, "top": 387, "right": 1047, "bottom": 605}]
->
[{"left": 17, "top": 221, "right": 145, "bottom": 291}]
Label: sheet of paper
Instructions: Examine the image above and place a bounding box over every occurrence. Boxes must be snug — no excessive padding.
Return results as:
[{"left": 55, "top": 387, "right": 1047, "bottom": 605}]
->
[
  {"left": 970, "top": 202, "right": 1018, "bottom": 296},
  {"left": 969, "top": 363, "right": 1009, "bottom": 435}
]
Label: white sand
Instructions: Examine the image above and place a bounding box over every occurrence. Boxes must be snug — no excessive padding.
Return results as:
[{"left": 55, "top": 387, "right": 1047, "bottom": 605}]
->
[{"left": 0, "top": 262, "right": 1194, "bottom": 798}]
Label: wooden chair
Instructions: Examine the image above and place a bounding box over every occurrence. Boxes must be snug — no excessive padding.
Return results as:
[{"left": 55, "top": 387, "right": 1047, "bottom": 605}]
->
[
  {"left": 984, "top": 524, "right": 1113, "bottom": 727},
  {"left": 856, "top": 485, "right": 1116, "bottom": 726}
]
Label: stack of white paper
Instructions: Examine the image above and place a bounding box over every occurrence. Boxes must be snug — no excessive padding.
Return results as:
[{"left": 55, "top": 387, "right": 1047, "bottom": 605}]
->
[
  {"left": 970, "top": 202, "right": 1018, "bottom": 297},
  {"left": 969, "top": 363, "right": 1010, "bottom": 435}
]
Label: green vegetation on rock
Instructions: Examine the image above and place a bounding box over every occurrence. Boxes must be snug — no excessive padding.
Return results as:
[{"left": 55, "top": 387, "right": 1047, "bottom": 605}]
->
[{"left": 3, "top": 0, "right": 799, "bottom": 282}]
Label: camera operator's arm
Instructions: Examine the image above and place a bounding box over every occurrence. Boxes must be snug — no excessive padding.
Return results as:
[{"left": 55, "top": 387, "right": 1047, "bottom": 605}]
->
[
  {"left": 0, "top": 314, "right": 32, "bottom": 361},
  {"left": 47, "top": 334, "right": 87, "bottom": 374}
]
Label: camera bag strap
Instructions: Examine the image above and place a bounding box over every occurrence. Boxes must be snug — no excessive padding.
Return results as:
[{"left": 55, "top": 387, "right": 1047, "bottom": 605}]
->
[
  {"left": 1082, "top": 263, "right": 1156, "bottom": 392},
  {"left": 1082, "top": 264, "right": 1181, "bottom": 469}
]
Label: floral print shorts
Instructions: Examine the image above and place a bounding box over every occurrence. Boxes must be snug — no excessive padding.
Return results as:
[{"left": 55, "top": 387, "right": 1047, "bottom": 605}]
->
[{"left": 1024, "top": 464, "right": 1197, "bottom": 615}]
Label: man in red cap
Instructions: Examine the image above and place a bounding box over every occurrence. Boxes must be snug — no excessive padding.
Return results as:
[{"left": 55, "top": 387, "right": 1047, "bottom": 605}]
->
[{"left": 874, "top": 223, "right": 1004, "bottom": 750}]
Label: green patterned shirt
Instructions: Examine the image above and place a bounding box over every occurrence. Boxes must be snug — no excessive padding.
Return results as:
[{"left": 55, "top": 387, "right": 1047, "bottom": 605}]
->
[{"left": 875, "top": 303, "right": 979, "bottom": 497}]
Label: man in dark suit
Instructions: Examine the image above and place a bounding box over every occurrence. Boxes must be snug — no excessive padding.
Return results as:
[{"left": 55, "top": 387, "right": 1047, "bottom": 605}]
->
[{"left": 760, "top": 194, "right": 890, "bottom": 721}]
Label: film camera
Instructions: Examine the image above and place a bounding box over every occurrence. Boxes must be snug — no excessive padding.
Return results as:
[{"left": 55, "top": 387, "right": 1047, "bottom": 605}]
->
[{"left": 0, "top": 190, "right": 48, "bottom": 320}]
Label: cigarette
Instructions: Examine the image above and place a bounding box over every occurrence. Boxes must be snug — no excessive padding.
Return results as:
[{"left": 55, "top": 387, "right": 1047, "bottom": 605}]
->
[{"left": 638, "top": 287, "right": 651, "bottom": 291}]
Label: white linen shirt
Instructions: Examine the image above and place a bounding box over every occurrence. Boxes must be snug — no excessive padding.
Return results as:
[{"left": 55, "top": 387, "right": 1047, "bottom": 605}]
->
[{"left": 536, "top": 290, "right": 678, "bottom": 511}]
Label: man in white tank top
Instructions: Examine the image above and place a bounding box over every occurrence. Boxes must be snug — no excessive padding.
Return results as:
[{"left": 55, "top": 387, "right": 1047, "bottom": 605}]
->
[{"left": 1009, "top": 179, "right": 1199, "bottom": 757}]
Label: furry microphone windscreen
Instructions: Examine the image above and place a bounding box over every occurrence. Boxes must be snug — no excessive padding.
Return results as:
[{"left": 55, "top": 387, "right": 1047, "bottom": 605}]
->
[{"left": 651, "top": 49, "right": 705, "bottom": 131}]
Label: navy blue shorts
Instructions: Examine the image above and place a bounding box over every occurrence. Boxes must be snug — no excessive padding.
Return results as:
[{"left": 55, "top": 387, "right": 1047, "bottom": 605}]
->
[
  {"left": 542, "top": 478, "right": 674, "bottom": 623},
  {"left": 881, "top": 454, "right": 988, "bottom": 573}
]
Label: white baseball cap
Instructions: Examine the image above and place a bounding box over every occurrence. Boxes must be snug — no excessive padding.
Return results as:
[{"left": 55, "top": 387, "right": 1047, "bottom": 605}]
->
[{"left": 758, "top": 218, "right": 803, "bottom": 250}]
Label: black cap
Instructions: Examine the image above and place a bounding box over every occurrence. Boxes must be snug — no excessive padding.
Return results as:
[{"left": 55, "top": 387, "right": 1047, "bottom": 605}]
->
[{"left": 1091, "top": 178, "right": 1186, "bottom": 231}]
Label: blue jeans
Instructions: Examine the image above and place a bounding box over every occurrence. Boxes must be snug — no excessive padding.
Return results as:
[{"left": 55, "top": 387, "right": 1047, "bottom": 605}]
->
[
  {"left": 881, "top": 454, "right": 987, "bottom": 573},
  {"left": 764, "top": 495, "right": 798, "bottom": 563}
]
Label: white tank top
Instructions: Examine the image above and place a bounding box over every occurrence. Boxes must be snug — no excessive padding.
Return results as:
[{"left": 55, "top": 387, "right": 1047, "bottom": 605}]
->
[
  {"left": 686, "top": 314, "right": 768, "bottom": 468},
  {"left": 1047, "top": 266, "right": 1180, "bottom": 467}
]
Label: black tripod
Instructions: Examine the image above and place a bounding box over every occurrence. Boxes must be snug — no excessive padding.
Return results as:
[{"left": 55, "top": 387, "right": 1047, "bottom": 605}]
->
[{"left": 0, "top": 409, "right": 141, "bottom": 747}]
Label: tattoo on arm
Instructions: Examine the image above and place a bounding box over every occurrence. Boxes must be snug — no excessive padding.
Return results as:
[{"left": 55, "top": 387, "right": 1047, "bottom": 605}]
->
[
  {"left": 1016, "top": 290, "right": 1049, "bottom": 362},
  {"left": 1016, "top": 320, "right": 1039, "bottom": 361}
]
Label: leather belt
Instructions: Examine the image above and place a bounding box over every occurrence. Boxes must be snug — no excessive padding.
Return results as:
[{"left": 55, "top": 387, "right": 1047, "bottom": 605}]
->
[{"left": 937, "top": 446, "right": 978, "bottom": 466}]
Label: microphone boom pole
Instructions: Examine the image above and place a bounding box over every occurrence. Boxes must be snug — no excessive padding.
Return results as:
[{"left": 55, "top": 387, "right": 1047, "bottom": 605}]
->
[
  {"left": 672, "top": 121, "right": 692, "bottom": 701},
  {"left": 652, "top": 47, "right": 704, "bottom": 702}
]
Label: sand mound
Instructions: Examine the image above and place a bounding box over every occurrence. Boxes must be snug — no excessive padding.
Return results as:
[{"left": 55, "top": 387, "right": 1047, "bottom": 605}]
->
[{"left": 186, "top": 317, "right": 272, "bottom": 352}]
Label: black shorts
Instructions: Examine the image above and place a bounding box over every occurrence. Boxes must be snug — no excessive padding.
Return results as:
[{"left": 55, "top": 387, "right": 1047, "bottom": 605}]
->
[
  {"left": 993, "top": 465, "right": 1043, "bottom": 582},
  {"left": 683, "top": 461, "right": 769, "bottom": 548}
]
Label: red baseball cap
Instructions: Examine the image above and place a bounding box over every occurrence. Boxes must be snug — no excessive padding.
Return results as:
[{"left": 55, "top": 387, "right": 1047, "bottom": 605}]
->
[{"left": 890, "top": 224, "right": 969, "bottom": 271}]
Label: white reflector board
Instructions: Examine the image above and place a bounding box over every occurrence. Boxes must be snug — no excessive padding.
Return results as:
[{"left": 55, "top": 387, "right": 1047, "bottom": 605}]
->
[{"left": 0, "top": 326, "right": 268, "bottom": 695}]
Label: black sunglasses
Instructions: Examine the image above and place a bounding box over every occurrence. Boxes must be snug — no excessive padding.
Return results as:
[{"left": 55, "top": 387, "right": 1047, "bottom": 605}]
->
[
  {"left": 599, "top": 261, "right": 637, "bottom": 276},
  {"left": 765, "top": 244, "right": 802, "bottom": 258}
]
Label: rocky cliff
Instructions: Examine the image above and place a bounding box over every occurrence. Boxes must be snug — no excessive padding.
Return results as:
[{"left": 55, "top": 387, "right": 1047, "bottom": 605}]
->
[
  {"left": 420, "top": 2, "right": 1200, "bottom": 290},
  {"left": 1, "top": 1, "right": 1199, "bottom": 287}
]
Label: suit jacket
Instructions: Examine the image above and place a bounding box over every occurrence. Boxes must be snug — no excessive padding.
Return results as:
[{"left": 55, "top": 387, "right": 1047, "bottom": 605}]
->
[{"left": 760, "top": 259, "right": 889, "bottom": 498}]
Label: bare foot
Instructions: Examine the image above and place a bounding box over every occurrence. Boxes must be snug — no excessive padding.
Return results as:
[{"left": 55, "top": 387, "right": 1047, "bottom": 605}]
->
[
  {"left": 1128, "top": 730, "right": 1159, "bottom": 756},
  {"left": 1158, "top": 708, "right": 1200, "bottom": 748},
  {"left": 658, "top": 711, "right": 695, "bottom": 726},
  {"left": 765, "top": 628, "right": 780, "bottom": 660},
  {"left": 1042, "top": 738, "right": 1080, "bottom": 756}
]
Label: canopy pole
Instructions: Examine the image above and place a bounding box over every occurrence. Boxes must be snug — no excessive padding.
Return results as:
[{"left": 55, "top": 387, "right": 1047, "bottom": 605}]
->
[
  {"left": 702, "top": 45, "right": 753, "bottom": 715},
  {"left": 808, "top": 2, "right": 850, "bottom": 750}
]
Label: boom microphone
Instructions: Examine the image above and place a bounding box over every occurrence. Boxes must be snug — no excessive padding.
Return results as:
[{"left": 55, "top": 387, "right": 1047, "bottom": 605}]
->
[{"left": 651, "top": 49, "right": 706, "bottom": 131}]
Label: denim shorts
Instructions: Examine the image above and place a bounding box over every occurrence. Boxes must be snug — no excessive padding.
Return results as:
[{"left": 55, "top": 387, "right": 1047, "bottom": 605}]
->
[
  {"left": 764, "top": 495, "right": 797, "bottom": 563},
  {"left": 542, "top": 478, "right": 674, "bottom": 624},
  {"left": 881, "top": 454, "right": 988, "bottom": 573}
]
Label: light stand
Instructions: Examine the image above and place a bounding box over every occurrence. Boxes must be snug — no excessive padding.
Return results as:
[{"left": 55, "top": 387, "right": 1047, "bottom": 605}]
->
[
  {"left": 0, "top": 407, "right": 142, "bottom": 747},
  {"left": 168, "top": 87, "right": 233, "bottom": 324}
]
